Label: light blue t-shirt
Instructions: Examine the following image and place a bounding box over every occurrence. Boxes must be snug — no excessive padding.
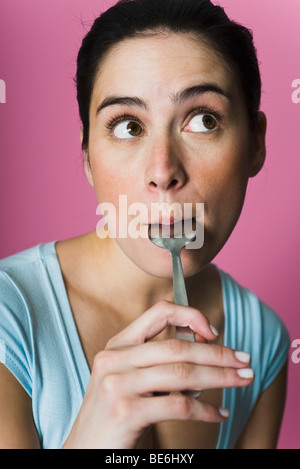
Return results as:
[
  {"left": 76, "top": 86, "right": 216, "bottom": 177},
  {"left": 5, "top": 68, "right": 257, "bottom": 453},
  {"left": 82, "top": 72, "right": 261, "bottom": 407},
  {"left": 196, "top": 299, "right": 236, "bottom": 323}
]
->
[{"left": 0, "top": 241, "right": 290, "bottom": 449}]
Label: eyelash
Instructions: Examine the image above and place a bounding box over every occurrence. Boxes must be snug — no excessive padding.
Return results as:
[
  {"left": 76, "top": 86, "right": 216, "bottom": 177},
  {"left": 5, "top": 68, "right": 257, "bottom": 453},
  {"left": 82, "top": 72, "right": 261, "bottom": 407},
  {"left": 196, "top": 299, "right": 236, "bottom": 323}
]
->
[
  {"left": 105, "top": 113, "right": 142, "bottom": 132},
  {"left": 187, "top": 106, "right": 225, "bottom": 124},
  {"left": 104, "top": 107, "right": 225, "bottom": 133}
]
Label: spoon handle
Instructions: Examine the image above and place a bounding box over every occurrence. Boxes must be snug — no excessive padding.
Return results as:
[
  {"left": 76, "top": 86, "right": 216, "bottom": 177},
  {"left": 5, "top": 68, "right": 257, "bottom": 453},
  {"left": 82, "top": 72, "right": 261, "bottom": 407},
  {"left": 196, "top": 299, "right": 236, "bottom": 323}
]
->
[
  {"left": 171, "top": 253, "right": 195, "bottom": 342},
  {"left": 171, "top": 253, "right": 202, "bottom": 398}
]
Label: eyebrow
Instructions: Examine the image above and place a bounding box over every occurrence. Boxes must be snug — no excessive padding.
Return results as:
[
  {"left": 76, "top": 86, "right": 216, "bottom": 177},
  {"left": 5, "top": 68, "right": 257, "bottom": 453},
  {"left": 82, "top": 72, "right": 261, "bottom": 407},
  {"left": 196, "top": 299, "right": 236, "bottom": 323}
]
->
[
  {"left": 96, "top": 96, "right": 148, "bottom": 115},
  {"left": 96, "top": 83, "right": 231, "bottom": 115},
  {"left": 171, "top": 84, "right": 232, "bottom": 104}
]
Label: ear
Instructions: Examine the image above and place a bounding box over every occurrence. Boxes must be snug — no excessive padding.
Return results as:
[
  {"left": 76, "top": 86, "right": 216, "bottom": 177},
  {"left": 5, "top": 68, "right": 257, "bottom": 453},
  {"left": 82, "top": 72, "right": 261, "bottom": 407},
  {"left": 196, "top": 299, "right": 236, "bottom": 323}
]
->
[
  {"left": 80, "top": 127, "right": 94, "bottom": 188},
  {"left": 249, "top": 111, "right": 267, "bottom": 178}
]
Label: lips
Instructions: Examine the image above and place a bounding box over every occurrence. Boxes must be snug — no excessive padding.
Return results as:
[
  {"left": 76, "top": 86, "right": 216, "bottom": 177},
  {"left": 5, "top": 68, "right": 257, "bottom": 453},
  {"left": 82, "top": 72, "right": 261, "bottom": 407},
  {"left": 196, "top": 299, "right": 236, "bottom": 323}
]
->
[
  {"left": 148, "top": 217, "right": 197, "bottom": 238},
  {"left": 139, "top": 202, "right": 200, "bottom": 229},
  {"left": 155, "top": 214, "right": 183, "bottom": 225},
  {"left": 147, "top": 211, "right": 197, "bottom": 225}
]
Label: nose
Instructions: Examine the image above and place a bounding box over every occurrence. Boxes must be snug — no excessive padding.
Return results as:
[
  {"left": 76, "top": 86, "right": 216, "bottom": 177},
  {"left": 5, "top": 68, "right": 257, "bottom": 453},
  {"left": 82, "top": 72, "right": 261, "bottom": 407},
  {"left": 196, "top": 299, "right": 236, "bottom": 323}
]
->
[{"left": 144, "top": 138, "right": 187, "bottom": 195}]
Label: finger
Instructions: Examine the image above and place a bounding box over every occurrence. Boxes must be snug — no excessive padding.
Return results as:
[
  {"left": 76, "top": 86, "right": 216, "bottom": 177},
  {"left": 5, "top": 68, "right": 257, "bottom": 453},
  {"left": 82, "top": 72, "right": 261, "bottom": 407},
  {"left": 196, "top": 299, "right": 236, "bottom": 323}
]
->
[
  {"left": 95, "top": 340, "right": 251, "bottom": 376},
  {"left": 122, "top": 363, "right": 254, "bottom": 395},
  {"left": 106, "top": 300, "right": 218, "bottom": 349},
  {"left": 134, "top": 393, "right": 230, "bottom": 425}
]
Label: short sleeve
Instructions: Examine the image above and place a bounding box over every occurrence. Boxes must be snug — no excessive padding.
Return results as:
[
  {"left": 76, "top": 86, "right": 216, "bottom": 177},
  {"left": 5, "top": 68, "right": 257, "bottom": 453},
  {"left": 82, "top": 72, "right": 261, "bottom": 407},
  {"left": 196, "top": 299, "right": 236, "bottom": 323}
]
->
[
  {"left": 259, "top": 300, "right": 290, "bottom": 393},
  {"left": 0, "top": 271, "right": 33, "bottom": 396}
]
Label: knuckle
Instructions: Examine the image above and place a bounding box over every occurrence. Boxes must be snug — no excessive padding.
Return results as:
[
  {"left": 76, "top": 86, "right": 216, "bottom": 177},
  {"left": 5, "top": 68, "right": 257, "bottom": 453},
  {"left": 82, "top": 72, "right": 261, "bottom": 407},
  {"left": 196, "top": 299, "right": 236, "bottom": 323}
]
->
[
  {"left": 173, "top": 362, "right": 191, "bottom": 381},
  {"left": 158, "top": 299, "right": 172, "bottom": 307},
  {"left": 149, "top": 299, "right": 174, "bottom": 324},
  {"left": 201, "top": 402, "right": 218, "bottom": 422},
  {"left": 113, "top": 396, "right": 133, "bottom": 421},
  {"left": 213, "top": 344, "right": 225, "bottom": 363},
  {"left": 168, "top": 338, "right": 186, "bottom": 356},
  {"left": 92, "top": 349, "right": 114, "bottom": 376},
  {"left": 154, "top": 299, "right": 171, "bottom": 312},
  {"left": 172, "top": 394, "right": 193, "bottom": 419},
  {"left": 220, "top": 367, "right": 236, "bottom": 387},
  {"left": 159, "top": 300, "right": 176, "bottom": 321},
  {"left": 158, "top": 300, "right": 176, "bottom": 320},
  {"left": 101, "top": 373, "right": 121, "bottom": 395}
]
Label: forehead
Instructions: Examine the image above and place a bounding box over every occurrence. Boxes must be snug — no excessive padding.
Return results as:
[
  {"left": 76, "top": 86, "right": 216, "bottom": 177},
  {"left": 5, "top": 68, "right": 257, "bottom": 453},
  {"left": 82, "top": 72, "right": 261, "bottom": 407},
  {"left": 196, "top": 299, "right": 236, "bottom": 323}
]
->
[{"left": 91, "top": 32, "right": 238, "bottom": 108}]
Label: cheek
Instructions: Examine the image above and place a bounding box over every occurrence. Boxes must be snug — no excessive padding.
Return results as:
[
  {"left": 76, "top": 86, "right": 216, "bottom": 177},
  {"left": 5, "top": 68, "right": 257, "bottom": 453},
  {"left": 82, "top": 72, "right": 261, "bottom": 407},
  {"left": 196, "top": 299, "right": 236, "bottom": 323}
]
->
[
  {"left": 203, "top": 130, "right": 251, "bottom": 190},
  {"left": 192, "top": 135, "right": 251, "bottom": 227},
  {"left": 90, "top": 156, "right": 133, "bottom": 205},
  {"left": 209, "top": 163, "right": 250, "bottom": 251}
]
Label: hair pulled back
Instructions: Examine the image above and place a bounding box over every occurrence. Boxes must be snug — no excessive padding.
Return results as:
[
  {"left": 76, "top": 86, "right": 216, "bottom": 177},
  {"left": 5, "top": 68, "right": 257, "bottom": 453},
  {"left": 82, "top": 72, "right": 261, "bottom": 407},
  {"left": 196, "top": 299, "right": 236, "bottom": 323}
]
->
[{"left": 76, "top": 0, "right": 261, "bottom": 150}]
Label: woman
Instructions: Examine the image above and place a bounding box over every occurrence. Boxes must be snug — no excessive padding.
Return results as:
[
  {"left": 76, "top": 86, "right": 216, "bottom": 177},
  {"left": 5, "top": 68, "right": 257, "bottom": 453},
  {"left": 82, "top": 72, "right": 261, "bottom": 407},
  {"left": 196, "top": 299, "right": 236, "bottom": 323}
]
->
[{"left": 0, "top": 0, "right": 289, "bottom": 449}]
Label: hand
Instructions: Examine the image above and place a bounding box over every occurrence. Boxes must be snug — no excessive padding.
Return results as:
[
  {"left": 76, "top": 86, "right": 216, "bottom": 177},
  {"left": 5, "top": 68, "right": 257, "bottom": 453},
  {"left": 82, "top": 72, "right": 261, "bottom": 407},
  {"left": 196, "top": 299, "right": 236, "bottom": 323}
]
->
[{"left": 62, "top": 300, "right": 253, "bottom": 449}]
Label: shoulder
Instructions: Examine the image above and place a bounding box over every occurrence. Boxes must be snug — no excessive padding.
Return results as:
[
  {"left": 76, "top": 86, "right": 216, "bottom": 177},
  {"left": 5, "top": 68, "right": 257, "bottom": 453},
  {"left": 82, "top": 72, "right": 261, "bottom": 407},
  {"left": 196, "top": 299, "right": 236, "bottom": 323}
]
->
[
  {"left": 0, "top": 242, "right": 54, "bottom": 291},
  {"left": 216, "top": 265, "right": 289, "bottom": 341},
  {"left": 216, "top": 266, "right": 290, "bottom": 390},
  {"left": 0, "top": 242, "right": 57, "bottom": 322},
  {"left": 0, "top": 242, "right": 58, "bottom": 395},
  {"left": 0, "top": 243, "right": 51, "bottom": 318}
]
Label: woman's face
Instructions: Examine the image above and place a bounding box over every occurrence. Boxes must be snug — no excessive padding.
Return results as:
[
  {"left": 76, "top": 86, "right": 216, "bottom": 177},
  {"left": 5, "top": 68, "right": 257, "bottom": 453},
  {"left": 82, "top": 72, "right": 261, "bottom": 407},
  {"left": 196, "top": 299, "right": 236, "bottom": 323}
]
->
[{"left": 85, "top": 33, "right": 266, "bottom": 278}]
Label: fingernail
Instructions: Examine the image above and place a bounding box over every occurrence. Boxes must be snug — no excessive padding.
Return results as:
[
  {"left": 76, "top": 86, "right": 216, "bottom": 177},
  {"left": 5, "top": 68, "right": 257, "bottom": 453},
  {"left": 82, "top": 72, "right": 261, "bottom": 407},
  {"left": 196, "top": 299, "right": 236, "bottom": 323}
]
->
[
  {"left": 237, "top": 368, "right": 254, "bottom": 379},
  {"left": 210, "top": 324, "right": 219, "bottom": 336},
  {"left": 219, "top": 407, "right": 230, "bottom": 418},
  {"left": 234, "top": 351, "right": 250, "bottom": 363}
]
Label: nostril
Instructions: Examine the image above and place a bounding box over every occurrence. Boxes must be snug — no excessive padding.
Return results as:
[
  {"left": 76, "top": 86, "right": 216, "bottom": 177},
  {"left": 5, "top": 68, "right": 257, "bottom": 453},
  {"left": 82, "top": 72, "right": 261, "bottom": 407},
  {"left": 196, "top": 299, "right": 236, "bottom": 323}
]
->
[
  {"left": 169, "top": 179, "right": 178, "bottom": 188},
  {"left": 149, "top": 178, "right": 179, "bottom": 190}
]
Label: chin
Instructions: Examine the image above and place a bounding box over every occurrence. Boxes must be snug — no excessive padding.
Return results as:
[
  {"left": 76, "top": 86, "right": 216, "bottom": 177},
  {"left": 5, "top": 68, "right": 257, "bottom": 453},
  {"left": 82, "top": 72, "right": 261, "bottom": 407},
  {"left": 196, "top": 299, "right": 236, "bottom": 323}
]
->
[
  {"left": 130, "top": 240, "right": 176, "bottom": 278},
  {"left": 122, "top": 237, "right": 208, "bottom": 279}
]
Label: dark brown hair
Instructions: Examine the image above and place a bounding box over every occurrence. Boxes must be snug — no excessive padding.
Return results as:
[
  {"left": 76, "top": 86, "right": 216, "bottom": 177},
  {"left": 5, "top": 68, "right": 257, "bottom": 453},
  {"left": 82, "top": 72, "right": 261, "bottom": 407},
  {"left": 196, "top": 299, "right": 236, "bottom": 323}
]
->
[{"left": 76, "top": 0, "right": 261, "bottom": 150}]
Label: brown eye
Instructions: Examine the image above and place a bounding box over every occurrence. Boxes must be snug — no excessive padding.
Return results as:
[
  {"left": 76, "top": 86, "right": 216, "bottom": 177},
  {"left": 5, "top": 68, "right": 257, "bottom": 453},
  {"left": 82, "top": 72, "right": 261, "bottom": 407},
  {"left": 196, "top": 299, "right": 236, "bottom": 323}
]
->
[
  {"left": 185, "top": 113, "right": 218, "bottom": 133},
  {"left": 127, "top": 121, "right": 143, "bottom": 136},
  {"left": 202, "top": 114, "right": 217, "bottom": 130},
  {"left": 113, "top": 120, "right": 143, "bottom": 138}
]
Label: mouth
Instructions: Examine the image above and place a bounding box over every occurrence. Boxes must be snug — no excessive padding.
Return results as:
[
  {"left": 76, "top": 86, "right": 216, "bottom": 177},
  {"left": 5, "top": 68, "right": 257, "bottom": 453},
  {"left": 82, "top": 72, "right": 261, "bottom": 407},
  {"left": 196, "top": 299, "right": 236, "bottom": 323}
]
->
[{"left": 148, "top": 218, "right": 197, "bottom": 238}]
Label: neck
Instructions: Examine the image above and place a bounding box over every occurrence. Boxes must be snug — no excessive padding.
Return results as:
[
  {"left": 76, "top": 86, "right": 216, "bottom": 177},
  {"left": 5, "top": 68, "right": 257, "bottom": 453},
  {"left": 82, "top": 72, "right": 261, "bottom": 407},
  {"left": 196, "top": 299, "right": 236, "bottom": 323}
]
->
[
  {"left": 81, "top": 232, "right": 177, "bottom": 321},
  {"left": 56, "top": 231, "right": 222, "bottom": 333}
]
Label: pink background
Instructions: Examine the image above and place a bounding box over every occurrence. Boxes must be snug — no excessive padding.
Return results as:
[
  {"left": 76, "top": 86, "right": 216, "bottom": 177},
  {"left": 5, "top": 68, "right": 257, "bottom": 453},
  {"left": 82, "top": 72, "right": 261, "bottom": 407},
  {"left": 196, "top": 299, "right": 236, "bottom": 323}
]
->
[{"left": 0, "top": 0, "right": 299, "bottom": 448}]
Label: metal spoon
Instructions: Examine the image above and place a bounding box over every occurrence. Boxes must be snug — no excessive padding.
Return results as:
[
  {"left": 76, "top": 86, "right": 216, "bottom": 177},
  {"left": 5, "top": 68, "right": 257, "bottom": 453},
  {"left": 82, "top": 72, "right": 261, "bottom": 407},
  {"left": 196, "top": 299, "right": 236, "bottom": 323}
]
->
[
  {"left": 148, "top": 225, "right": 196, "bottom": 341},
  {"left": 148, "top": 224, "right": 202, "bottom": 397}
]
